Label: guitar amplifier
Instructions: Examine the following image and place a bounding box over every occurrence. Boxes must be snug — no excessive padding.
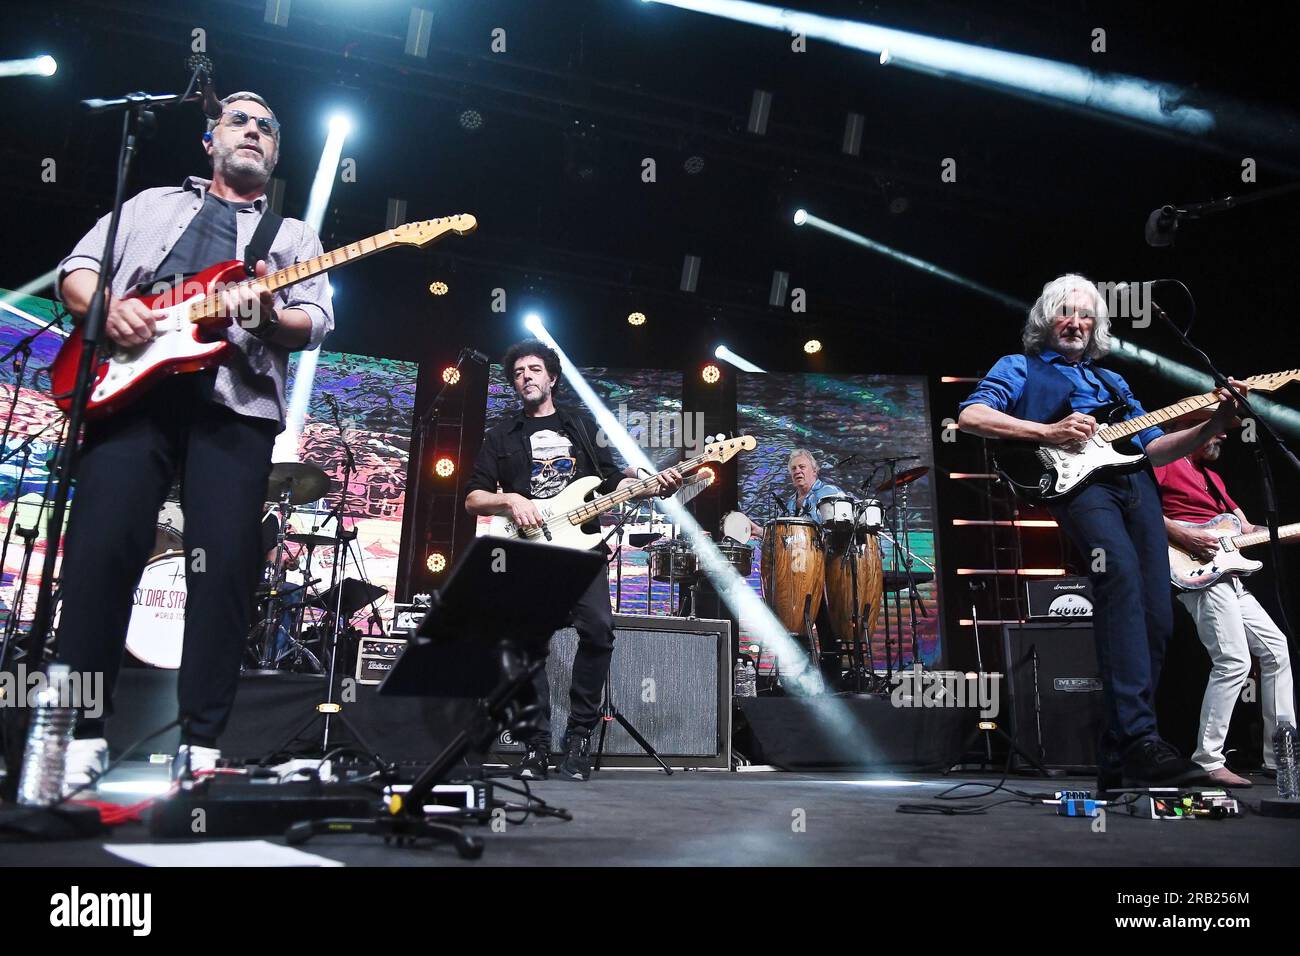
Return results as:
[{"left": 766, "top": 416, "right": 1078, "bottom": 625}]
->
[
  {"left": 1001, "top": 621, "right": 1104, "bottom": 771},
  {"left": 492, "top": 613, "right": 732, "bottom": 769},
  {"left": 1025, "top": 576, "right": 1094, "bottom": 619},
  {"left": 354, "top": 603, "right": 427, "bottom": 686}
]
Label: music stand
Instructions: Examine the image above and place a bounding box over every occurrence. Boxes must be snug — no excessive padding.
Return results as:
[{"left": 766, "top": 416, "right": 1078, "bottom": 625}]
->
[{"left": 285, "top": 537, "right": 605, "bottom": 857}]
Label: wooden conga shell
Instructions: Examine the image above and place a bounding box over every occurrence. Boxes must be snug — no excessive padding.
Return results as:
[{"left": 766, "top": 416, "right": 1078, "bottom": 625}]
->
[
  {"left": 760, "top": 518, "right": 825, "bottom": 633},
  {"left": 824, "top": 535, "right": 883, "bottom": 642}
]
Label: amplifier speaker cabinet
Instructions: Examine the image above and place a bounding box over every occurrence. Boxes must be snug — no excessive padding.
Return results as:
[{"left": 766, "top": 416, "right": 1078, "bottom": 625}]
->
[
  {"left": 491, "top": 613, "right": 731, "bottom": 769},
  {"left": 1001, "top": 621, "right": 1104, "bottom": 772}
]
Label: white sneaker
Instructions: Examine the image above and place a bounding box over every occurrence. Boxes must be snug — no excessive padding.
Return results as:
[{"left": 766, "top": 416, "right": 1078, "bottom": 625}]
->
[
  {"left": 172, "top": 744, "right": 222, "bottom": 781},
  {"left": 63, "top": 737, "right": 109, "bottom": 795}
]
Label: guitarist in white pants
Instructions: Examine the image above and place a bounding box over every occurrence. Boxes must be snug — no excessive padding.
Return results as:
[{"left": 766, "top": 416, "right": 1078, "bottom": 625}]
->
[
  {"left": 1153, "top": 433, "right": 1295, "bottom": 786},
  {"left": 464, "top": 340, "right": 682, "bottom": 780}
]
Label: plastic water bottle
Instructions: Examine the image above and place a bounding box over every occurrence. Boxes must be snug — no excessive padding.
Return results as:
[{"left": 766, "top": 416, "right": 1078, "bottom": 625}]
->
[
  {"left": 734, "top": 658, "right": 757, "bottom": 698},
  {"left": 1274, "top": 723, "right": 1299, "bottom": 799},
  {"left": 17, "top": 664, "right": 77, "bottom": 807}
]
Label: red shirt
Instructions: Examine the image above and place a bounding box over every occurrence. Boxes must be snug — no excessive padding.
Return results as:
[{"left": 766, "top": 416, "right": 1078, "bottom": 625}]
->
[{"left": 1152, "top": 457, "right": 1240, "bottom": 523}]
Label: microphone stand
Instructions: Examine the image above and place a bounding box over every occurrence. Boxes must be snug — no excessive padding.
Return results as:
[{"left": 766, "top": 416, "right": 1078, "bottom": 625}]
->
[
  {"left": 1150, "top": 281, "right": 1300, "bottom": 638},
  {"left": 2, "top": 75, "right": 204, "bottom": 800},
  {"left": 321, "top": 401, "right": 356, "bottom": 753}
]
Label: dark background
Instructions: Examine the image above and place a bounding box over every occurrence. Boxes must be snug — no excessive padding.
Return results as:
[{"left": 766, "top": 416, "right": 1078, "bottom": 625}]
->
[{"left": 3, "top": 0, "right": 1297, "bottom": 756}]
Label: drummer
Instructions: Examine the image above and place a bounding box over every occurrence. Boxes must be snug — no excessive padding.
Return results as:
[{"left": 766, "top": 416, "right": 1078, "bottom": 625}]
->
[{"left": 785, "top": 448, "right": 845, "bottom": 522}]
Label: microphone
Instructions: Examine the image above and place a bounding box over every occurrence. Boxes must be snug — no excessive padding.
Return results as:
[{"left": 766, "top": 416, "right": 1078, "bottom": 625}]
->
[
  {"left": 830, "top": 453, "right": 858, "bottom": 469},
  {"left": 1144, "top": 206, "right": 1178, "bottom": 247},
  {"left": 462, "top": 348, "right": 491, "bottom": 364},
  {"left": 771, "top": 492, "right": 788, "bottom": 516},
  {"left": 184, "top": 54, "right": 223, "bottom": 120}
]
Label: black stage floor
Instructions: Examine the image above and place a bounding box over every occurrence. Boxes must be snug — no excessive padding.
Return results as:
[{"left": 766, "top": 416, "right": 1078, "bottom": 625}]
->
[{"left": 3, "top": 767, "right": 1296, "bottom": 867}]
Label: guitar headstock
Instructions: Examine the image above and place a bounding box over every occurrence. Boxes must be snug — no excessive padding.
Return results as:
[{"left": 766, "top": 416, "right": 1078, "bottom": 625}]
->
[
  {"left": 1242, "top": 369, "right": 1300, "bottom": 394},
  {"left": 701, "top": 435, "right": 757, "bottom": 465},
  {"left": 389, "top": 214, "right": 478, "bottom": 247}
]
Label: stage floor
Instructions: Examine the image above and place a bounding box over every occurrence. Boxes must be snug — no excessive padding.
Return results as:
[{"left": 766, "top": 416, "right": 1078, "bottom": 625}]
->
[{"left": 3, "top": 766, "right": 1296, "bottom": 867}]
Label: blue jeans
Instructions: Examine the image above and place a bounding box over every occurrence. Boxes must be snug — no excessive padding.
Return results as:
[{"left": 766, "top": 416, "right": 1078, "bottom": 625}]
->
[{"left": 1049, "top": 470, "right": 1173, "bottom": 769}]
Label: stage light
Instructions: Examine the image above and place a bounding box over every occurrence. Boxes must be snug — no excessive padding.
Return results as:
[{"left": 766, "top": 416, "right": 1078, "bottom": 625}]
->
[
  {"left": 327, "top": 113, "right": 353, "bottom": 137},
  {"left": 714, "top": 345, "right": 766, "bottom": 373},
  {"left": 640, "top": 0, "right": 1214, "bottom": 135},
  {"left": 524, "top": 313, "right": 545, "bottom": 335},
  {"left": 441, "top": 366, "right": 461, "bottom": 385},
  {"left": 0, "top": 55, "right": 58, "bottom": 78},
  {"left": 434, "top": 457, "right": 456, "bottom": 477},
  {"left": 793, "top": 208, "right": 808, "bottom": 226},
  {"left": 701, "top": 364, "right": 721, "bottom": 384},
  {"left": 627, "top": 311, "right": 647, "bottom": 326},
  {"left": 804, "top": 339, "right": 822, "bottom": 355},
  {"left": 683, "top": 155, "right": 705, "bottom": 175},
  {"left": 459, "top": 109, "right": 483, "bottom": 131},
  {"left": 426, "top": 552, "right": 448, "bottom": 573},
  {"left": 428, "top": 281, "right": 449, "bottom": 296},
  {"left": 698, "top": 466, "right": 715, "bottom": 483}
]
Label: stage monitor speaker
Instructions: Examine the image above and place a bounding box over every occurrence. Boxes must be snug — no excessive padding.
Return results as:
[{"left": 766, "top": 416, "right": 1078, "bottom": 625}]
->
[
  {"left": 492, "top": 613, "right": 731, "bottom": 769},
  {"left": 1001, "top": 621, "right": 1103, "bottom": 772}
]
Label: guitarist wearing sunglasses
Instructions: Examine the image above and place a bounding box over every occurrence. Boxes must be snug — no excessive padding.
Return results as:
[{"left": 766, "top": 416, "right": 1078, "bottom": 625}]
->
[
  {"left": 957, "top": 274, "right": 1246, "bottom": 794},
  {"left": 465, "top": 340, "right": 683, "bottom": 780},
  {"left": 52, "top": 91, "right": 334, "bottom": 789},
  {"left": 1153, "top": 433, "right": 1295, "bottom": 787}
]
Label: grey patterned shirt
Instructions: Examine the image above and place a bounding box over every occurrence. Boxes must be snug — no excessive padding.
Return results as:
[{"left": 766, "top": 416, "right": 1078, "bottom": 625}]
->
[{"left": 56, "top": 176, "right": 334, "bottom": 429}]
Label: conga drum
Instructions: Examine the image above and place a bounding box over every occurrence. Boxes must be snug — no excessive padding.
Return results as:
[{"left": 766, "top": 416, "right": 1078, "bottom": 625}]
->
[
  {"left": 823, "top": 535, "right": 884, "bottom": 645},
  {"left": 760, "top": 518, "right": 825, "bottom": 634}
]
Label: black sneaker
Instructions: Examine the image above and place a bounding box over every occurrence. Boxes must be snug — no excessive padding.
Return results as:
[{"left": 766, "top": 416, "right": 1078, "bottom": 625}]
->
[
  {"left": 556, "top": 732, "right": 593, "bottom": 781},
  {"left": 1121, "top": 738, "right": 1212, "bottom": 789},
  {"left": 518, "top": 743, "right": 549, "bottom": 781}
]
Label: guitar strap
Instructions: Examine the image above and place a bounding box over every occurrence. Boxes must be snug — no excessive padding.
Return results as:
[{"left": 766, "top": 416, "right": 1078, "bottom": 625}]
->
[
  {"left": 243, "top": 207, "right": 284, "bottom": 275},
  {"left": 561, "top": 408, "right": 606, "bottom": 483},
  {"left": 1197, "top": 463, "right": 1234, "bottom": 513},
  {"left": 1089, "top": 364, "right": 1130, "bottom": 410}
]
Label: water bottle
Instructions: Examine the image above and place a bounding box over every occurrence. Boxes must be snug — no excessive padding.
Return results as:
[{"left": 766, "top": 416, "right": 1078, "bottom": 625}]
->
[
  {"left": 1274, "top": 723, "right": 1298, "bottom": 799},
  {"left": 17, "top": 664, "right": 77, "bottom": 807},
  {"left": 733, "top": 658, "right": 746, "bottom": 700},
  {"left": 734, "top": 658, "right": 757, "bottom": 698}
]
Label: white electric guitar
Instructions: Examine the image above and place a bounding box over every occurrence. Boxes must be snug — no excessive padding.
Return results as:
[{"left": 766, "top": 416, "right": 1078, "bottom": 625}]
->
[
  {"left": 1169, "top": 513, "right": 1300, "bottom": 590},
  {"left": 485, "top": 436, "right": 756, "bottom": 550},
  {"left": 993, "top": 369, "right": 1300, "bottom": 502}
]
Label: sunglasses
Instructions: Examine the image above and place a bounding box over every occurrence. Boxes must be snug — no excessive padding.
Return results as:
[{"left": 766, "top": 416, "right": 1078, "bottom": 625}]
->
[
  {"left": 221, "top": 109, "right": 281, "bottom": 137},
  {"left": 531, "top": 456, "right": 576, "bottom": 478}
]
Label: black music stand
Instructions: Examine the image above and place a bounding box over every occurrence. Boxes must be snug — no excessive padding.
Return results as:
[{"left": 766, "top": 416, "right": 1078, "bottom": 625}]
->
[{"left": 285, "top": 537, "right": 605, "bottom": 857}]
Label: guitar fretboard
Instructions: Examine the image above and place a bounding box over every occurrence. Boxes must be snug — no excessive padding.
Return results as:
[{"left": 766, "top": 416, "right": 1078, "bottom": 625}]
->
[
  {"left": 566, "top": 450, "right": 714, "bottom": 525},
  {"left": 1233, "top": 522, "right": 1300, "bottom": 550},
  {"left": 185, "top": 231, "right": 399, "bottom": 323},
  {"left": 1100, "top": 371, "right": 1297, "bottom": 441}
]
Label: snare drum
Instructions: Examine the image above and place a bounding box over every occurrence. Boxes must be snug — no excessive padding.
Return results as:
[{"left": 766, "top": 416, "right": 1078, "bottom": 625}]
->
[
  {"left": 125, "top": 551, "right": 188, "bottom": 669},
  {"left": 648, "top": 538, "right": 698, "bottom": 583},
  {"left": 760, "top": 518, "right": 824, "bottom": 633}
]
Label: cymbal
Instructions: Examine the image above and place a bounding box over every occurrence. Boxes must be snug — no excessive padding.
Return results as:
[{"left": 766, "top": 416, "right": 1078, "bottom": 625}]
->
[
  {"left": 266, "top": 462, "right": 331, "bottom": 506},
  {"left": 287, "top": 533, "right": 336, "bottom": 548},
  {"left": 876, "top": 465, "right": 929, "bottom": 494}
]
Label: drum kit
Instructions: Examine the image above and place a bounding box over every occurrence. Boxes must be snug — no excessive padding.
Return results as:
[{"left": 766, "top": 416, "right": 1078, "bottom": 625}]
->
[{"left": 124, "top": 460, "right": 387, "bottom": 676}]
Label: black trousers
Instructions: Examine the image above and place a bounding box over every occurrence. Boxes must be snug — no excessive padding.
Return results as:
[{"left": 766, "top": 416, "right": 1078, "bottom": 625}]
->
[
  {"left": 526, "top": 562, "right": 615, "bottom": 747},
  {"left": 55, "top": 374, "right": 277, "bottom": 745}
]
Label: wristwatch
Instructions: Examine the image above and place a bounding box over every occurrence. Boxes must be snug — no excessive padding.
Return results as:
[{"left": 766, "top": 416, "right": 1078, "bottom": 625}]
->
[{"left": 248, "top": 306, "right": 280, "bottom": 341}]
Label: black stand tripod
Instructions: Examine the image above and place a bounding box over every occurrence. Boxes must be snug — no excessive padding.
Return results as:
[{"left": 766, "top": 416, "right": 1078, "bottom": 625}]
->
[{"left": 592, "top": 667, "right": 673, "bottom": 775}]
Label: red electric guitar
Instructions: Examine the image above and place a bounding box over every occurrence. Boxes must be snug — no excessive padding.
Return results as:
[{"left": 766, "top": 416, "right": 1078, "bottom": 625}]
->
[{"left": 50, "top": 214, "right": 477, "bottom": 419}]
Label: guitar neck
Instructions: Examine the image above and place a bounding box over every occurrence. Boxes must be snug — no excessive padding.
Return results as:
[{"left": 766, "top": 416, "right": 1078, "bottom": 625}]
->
[
  {"left": 1099, "top": 389, "right": 1223, "bottom": 442},
  {"left": 188, "top": 230, "right": 399, "bottom": 323},
  {"left": 1232, "top": 522, "right": 1300, "bottom": 551},
  {"left": 566, "top": 451, "right": 712, "bottom": 525}
]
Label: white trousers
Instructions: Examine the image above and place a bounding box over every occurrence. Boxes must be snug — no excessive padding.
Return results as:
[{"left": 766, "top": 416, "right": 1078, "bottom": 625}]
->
[{"left": 1177, "top": 577, "right": 1295, "bottom": 770}]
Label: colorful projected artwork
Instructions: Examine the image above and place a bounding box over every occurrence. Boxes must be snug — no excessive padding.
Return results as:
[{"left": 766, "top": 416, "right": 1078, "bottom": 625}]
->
[
  {"left": 0, "top": 290, "right": 415, "bottom": 642},
  {"left": 736, "top": 372, "right": 942, "bottom": 669},
  {"left": 479, "top": 364, "right": 686, "bottom": 615}
]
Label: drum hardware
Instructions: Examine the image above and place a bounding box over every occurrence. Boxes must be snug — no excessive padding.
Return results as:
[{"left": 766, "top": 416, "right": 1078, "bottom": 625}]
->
[{"left": 870, "top": 459, "right": 931, "bottom": 681}]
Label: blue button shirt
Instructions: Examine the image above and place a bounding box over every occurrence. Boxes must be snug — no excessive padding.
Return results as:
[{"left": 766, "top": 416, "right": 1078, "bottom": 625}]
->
[
  {"left": 959, "top": 350, "right": 1164, "bottom": 452},
  {"left": 786, "top": 477, "right": 845, "bottom": 523}
]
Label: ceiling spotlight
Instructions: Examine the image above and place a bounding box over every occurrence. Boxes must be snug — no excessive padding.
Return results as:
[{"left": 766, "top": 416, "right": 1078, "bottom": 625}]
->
[
  {"left": 880, "top": 49, "right": 892, "bottom": 65},
  {"left": 327, "top": 113, "right": 353, "bottom": 137},
  {"left": 524, "top": 313, "right": 545, "bottom": 335},
  {"left": 683, "top": 155, "right": 705, "bottom": 175},
  {"left": 441, "top": 366, "right": 461, "bottom": 385},
  {"left": 429, "top": 281, "right": 449, "bottom": 295},
  {"left": 459, "top": 109, "right": 483, "bottom": 132},
  {"left": 36, "top": 55, "right": 57, "bottom": 76},
  {"left": 889, "top": 196, "right": 910, "bottom": 215},
  {"left": 702, "top": 364, "right": 721, "bottom": 385},
  {"left": 426, "top": 552, "right": 448, "bottom": 573},
  {"left": 627, "top": 311, "right": 646, "bottom": 326},
  {"left": 793, "top": 208, "right": 808, "bottom": 226},
  {"left": 804, "top": 339, "right": 823, "bottom": 354},
  {"left": 434, "top": 457, "right": 456, "bottom": 477}
]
